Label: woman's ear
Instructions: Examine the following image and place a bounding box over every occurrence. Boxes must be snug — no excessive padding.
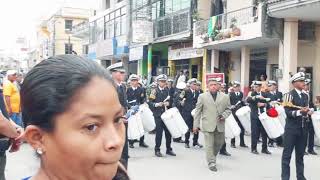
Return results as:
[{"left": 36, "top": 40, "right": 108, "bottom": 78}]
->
[{"left": 24, "top": 125, "right": 46, "bottom": 153}]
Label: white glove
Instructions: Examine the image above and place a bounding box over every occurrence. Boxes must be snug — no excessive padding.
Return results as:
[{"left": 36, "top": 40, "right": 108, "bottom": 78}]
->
[
  {"left": 155, "top": 102, "right": 163, "bottom": 107},
  {"left": 181, "top": 98, "right": 186, "bottom": 106},
  {"left": 163, "top": 101, "right": 170, "bottom": 107}
]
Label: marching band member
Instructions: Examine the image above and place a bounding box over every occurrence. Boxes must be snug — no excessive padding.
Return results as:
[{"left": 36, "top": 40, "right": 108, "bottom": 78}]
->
[
  {"left": 303, "top": 79, "right": 317, "bottom": 155},
  {"left": 247, "top": 81, "right": 271, "bottom": 155},
  {"left": 167, "top": 79, "right": 175, "bottom": 108},
  {"left": 107, "top": 62, "right": 129, "bottom": 169},
  {"left": 193, "top": 78, "right": 231, "bottom": 172},
  {"left": 230, "top": 81, "right": 248, "bottom": 148},
  {"left": 196, "top": 80, "right": 203, "bottom": 94},
  {"left": 148, "top": 74, "right": 176, "bottom": 157},
  {"left": 266, "top": 80, "right": 283, "bottom": 147},
  {"left": 179, "top": 78, "right": 203, "bottom": 149},
  {"left": 127, "top": 74, "right": 149, "bottom": 149},
  {"left": 281, "top": 72, "right": 313, "bottom": 180},
  {"left": 219, "top": 82, "right": 232, "bottom": 156},
  {"left": 173, "top": 82, "right": 187, "bottom": 143}
]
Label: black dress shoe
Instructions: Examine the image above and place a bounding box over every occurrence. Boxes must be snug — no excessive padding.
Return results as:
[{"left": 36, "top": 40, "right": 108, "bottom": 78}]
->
[
  {"left": 166, "top": 150, "right": 176, "bottom": 156},
  {"left": 209, "top": 165, "right": 217, "bottom": 172},
  {"left": 139, "top": 142, "right": 149, "bottom": 148},
  {"left": 129, "top": 144, "right": 134, "bottom": 148},
  {"left": 231, "top": 144, "right": 236, "bottom": 148},
  {"left": 220, "top": 151, "right": 231, "bottom": 156},
  {"left": 308, "top": 151, "right": 318, "bottom": 155},
  {"left": 173, "top": 139, "right": 185, "bottom": 143},
  {"left": 262, "top": 149, "right": 272, "bottom": 155},
  {"left": 155, "top": 151, "right": 163, "bottom": 157},
  {"left": 193, "top": 143, "right": 203, "bottom": 148},
  {"left": 304, "top": 152, "right": 309, "bottom": 155},
  {"left": 268, "top": 143, "right": 274, "bottom": 148},
  {"left": 277, "top": 144, "right": 284, "bottom": 148},
  {"left": 185, "top": 144, "right": 190, "bottom": 148},
  {"left": 251, "top": 150, "right": 259, "bottom": 155},
  {"left": 240, "top": 144, "right": 248, "bottom": 148}
]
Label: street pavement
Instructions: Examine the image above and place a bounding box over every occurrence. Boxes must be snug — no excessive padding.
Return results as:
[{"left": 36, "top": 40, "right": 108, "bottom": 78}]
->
[{"left": 5, "top": 134, "right": 320, "bottom": 180}]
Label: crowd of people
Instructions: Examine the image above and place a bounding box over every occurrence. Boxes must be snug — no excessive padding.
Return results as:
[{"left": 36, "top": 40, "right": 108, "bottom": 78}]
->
[
  {"left": 107, "top": 61, "right": 318, "bottom": 179},
  {"left": 0, "top": 55, "right": 317, "bottom": 180}
]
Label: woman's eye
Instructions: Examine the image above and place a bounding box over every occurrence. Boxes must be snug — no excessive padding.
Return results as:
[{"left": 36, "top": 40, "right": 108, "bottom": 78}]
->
[
  {"left": 86, "top": 124, "right": 98, "bottom": 132},
  {"left": 115, "top": 116, "right": 126, "bottom": 124}
]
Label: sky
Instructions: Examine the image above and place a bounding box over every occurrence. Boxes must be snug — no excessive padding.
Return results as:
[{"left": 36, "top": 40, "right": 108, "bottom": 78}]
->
[{"left": 0, "top": 0, "right": 99, "bottom": 53}]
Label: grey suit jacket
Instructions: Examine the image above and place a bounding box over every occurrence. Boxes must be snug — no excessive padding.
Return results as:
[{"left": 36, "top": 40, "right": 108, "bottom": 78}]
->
[{"left": 194, "top": 91, "right": 231, "bottom": 133}]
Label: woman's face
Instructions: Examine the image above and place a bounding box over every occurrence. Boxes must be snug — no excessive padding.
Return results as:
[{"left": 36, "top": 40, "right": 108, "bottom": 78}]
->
[{"left": 40, "top": 77, "right": 125, "bottom": 179}]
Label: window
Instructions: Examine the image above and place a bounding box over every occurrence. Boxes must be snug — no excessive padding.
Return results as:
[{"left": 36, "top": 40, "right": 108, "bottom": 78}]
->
[
  {"left": 65, "top": 20, "right": 73, "bottom": 31},
  {"left": 65, "top": 43, "right": 73, "bottom": 54},
  {"left": 105, "top": 0, "right": 110, "bottom": 9},
  {"left": 96, "top": 18, "right": 104, "bottom": 41},
  {"left": 89, "top": 22, "right": 97, "bottom": 44},
  {"left": 83, "top": 45, "right": 89, "bottom": 55}
]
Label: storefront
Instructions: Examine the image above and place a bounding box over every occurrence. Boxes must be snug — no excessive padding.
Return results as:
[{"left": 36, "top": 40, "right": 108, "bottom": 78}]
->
[{"left": 168, "top": 42, "right": 204, "bottom": 81}]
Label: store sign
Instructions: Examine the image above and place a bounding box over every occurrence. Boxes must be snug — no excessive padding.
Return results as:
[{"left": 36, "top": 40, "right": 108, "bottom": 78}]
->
[
  {"left": 129, "top": 46, "right": 144, "bottom": 61},
  {"left": 96, "top": 39, "right": 113, "bottom": 57},
  {"left": 168, "top": 47, "right": 204, "bottom": 60},
  {"left": 132, "top": 20, "right": 153, "bottom": 44},
  {"left": 206, "top": 73, "right": 225, "bottom": 84}
]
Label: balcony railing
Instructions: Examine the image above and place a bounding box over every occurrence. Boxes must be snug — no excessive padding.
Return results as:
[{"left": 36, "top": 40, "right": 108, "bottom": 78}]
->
[
  {"left": 153, "top": 8, "right": 191, "bottom": 39},
  {"left": 194, "top": 6, "right": 258, "bottom": 40},
  {"left": 71, "top": 21, "right": 89, "bottom": 35},
  {"left": 214, "top": 6, "right": 258, "bottom": 31}
]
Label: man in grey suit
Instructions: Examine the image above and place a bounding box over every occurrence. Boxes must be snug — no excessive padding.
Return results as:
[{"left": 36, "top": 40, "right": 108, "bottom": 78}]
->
[{"left": 193, "top": 78, "right": 232, "bottom": 172}]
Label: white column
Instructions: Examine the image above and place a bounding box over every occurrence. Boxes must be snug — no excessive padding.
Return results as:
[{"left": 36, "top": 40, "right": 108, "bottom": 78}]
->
[
  {"left": 241, "top": 46, "right": 250, "bottom": 95},
  {"left": 314, "top": 23, "right": 320, "bottom": 98},
  {"left": 211, "top": 49, "right": 219, "bottom": 73},
  {"left": 278, "top": 19, "right": 298, "bottom": 94}
]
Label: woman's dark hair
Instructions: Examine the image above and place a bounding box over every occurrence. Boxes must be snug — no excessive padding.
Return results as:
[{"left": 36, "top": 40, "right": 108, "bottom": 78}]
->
[{"left": 21, "top": 55, "right": 116, "bottom": 132}]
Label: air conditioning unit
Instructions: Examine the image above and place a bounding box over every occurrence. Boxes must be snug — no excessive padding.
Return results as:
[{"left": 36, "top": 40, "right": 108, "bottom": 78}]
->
[
  {"left": 275, "top": 69, "right": 283, "bottom": 79},
  {"left": 298, "top": 22, "right": 315, "bottom": 41}
]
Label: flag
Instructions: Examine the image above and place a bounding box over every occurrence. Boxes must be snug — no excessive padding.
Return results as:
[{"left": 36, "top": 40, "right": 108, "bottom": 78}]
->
[{"left": 207, "top": 16, "right": 218, "bottom": 38}]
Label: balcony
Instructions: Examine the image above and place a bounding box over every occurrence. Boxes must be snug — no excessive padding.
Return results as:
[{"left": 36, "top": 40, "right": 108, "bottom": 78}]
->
[
  {"left": 71, "top": 21, "right": 89, "bottom": 40},
  {"left": 267, "top": 0, "right": 320, "bottom": 21},
  {"left": 193, "top": 4, "right": 279, "bottom": 50},
  {"left": 153, "top": 8, "right": 192, "bottom": 43}
]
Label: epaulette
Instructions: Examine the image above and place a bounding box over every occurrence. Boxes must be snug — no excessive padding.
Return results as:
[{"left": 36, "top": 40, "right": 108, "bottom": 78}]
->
[
  {"left": 149, "top": 89, "right": 157, "bottom": 100},
  {"left": 283, "top": 92, "right": 293, "bottom": 104}
]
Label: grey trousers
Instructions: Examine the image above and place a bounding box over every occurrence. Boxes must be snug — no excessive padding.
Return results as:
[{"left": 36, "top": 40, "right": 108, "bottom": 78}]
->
[
  {"left": 203, "top": 128, "right": 225, "bottom": 166},
  {"left": 0, "top": 154, "right": 6, "bottom": 180}
]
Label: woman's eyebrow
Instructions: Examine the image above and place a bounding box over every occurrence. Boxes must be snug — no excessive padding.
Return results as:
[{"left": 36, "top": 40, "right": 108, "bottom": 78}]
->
[{"left": 115, "top": 107, "right": 125, "bottom": 116}]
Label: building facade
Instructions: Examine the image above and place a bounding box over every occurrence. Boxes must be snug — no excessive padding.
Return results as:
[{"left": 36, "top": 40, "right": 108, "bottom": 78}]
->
[
  {"left": 45, "top": 7, "right": 94, "bottom": 57},
  {"left": 88, "top": 0, "right": 129, "bottom": 69}
]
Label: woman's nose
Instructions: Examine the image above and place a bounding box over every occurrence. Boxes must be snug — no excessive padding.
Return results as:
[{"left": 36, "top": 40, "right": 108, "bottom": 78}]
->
[{"left": 103, "top": 126, "right": 124, "bottom": 152}]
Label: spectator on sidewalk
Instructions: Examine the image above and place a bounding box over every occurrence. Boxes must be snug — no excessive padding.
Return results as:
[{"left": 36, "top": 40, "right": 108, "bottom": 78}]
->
[{"left": 3, "top": 70, "right": 22, "bottom": 127}]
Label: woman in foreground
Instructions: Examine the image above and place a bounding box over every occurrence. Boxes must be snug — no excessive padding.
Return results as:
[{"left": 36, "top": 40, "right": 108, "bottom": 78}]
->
[{"left": 20, "top": 55, "right": 129, "bottom": 180}]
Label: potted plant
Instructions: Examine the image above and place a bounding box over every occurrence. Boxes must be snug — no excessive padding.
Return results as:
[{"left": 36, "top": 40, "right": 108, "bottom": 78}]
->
[{"left": 230, "top": 17, "right": 241, "bottom": 37}]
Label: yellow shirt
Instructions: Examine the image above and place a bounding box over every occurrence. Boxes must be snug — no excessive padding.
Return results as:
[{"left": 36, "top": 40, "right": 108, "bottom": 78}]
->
[{"left": 3, "top": 81, "right": 21, "bottom": 113}]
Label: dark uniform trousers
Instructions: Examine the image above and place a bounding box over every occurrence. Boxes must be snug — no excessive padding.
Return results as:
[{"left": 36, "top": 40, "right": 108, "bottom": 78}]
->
[
  {"left": 305, "top": 91, "right": 315, "bottom": 152},
  {"left": 305, "top": 121, "right": 315, "bottom": 152},
  {"left": 117, "top": 84, "right": 128, "bottom": 169},
  {"left": 155, "top": 116, "right": 172, "bottom": 152},
  {"left": 230, "top": 92, "right": 246, "bottom": 146},
  {"left": 181, "top": 89, "right": 199, "bottom": 145},
  {"left": 149, "top": 87, "right": 173, "bottom": 152},
  {"left": 281, "top": 90, "right": 308, "bottom": 180},
  {"left": 247, "top": 91, "right": 269, "bottom": 151}
]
